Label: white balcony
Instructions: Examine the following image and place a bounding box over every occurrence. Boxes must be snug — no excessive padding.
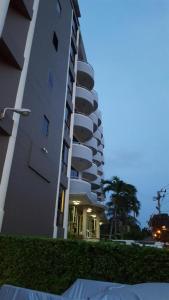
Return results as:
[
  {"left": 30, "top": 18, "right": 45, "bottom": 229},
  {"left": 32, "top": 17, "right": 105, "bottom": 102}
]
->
[
  {"left": 70, "top": 178, "right": 91, "bottom": 195},
  {"left": 89, "top": 112, "right": 98, "bottom": 132},
  {"left": 75, "top": 86, "right": 94, "bottom": 115},
  {"left": 98, "top": 165, "right": 104, "bottom": 176},
  {"left": 95, "top": 109, "right": 102, "bottom": 126},
  {"left": 72, "top": 143, "right": 92, "bottom": 171},
  {"left": 98, "top": 125, "right": 103, "bottom": 138},
  {"left": 93, "top": 128, "right": 102, "bottom": 145},
  {"left": 83, "top": 137, "right": 97, "bottom": 155},
  {"left": 93, "top": 152, "right": 102, "bottom": 167},
  {"left": 92, "top": 90, "right": 98, "bottom": 111},
  {"left": 77, "top": 61, "right": 94, "bottom": 90},
  {"left": 82, "top": 163, "right": 97, "bottom": 182},
  {"left": 91, "top": 177, "right": 101, "bottom": 190},
  {"left": 74, "top": 113, "right": 93, "bottom": 142},
  {"left": 98, "top": 144, "right": 103, "bottom": 154},
  {"left": 101, "top": 137, "right": 104, "bottom": 147}
]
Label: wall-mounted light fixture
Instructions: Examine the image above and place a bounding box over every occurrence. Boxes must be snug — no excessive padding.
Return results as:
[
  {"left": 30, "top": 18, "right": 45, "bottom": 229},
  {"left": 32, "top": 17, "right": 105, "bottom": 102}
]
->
[{"left": 0, "top": 107, "right": 31, "bottom": 120}]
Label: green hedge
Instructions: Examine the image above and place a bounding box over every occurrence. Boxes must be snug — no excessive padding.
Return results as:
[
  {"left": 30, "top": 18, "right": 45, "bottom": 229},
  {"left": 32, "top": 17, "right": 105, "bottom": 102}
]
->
[{"left": 0, "top": 235, "right": 169, "bottom": 294}]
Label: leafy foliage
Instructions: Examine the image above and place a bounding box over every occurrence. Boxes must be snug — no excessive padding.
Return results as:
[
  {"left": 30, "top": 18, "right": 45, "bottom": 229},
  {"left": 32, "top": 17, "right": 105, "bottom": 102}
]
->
[
  {"left": 0, "top": 235, "right": 169, "bottom": 294},
  {"left": 102, "top": 177, "right": 141, "bottom": 238}
]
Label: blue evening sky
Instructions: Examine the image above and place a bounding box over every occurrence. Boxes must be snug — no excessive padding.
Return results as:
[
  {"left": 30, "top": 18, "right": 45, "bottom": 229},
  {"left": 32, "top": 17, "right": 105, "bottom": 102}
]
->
[{"left": 78, "top": 0, "right": 169, "bottom": 226}]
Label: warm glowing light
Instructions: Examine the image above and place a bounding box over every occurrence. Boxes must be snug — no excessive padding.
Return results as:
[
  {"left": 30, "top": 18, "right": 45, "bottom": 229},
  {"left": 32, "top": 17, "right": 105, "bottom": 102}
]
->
[
  {"left": 91, "top": 214, "right": 96, "bottom": 218},
  {"left": 87, "top": 208, "right": 92, "bottom": 213},
  {"left": 162, "top": 226, "right": 166, "bottom": 230},
  {"left": 99, "top": 222, "right": 103, "bottom": 226},
  {"left": 156, "top": 230, "right": 161, "bottom": 234},
  {"left": 153, "top": 233, "right": 157, "bottom": 237},
  {"left": 73, "top": 200, "right": 80, "bottom": 205}
]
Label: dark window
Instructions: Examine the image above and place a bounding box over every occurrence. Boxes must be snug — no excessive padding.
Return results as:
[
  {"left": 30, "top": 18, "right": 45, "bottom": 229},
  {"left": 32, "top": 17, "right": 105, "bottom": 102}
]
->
[
  {"left": 71, "top": 167, "right": 79, "bottom": 179},
  {"left": 57, "top": 186, "right": 65, "bottom": 227},
  {"left": 56, "top": 0, "right": 61, "bottom": 15},
  {"left": 65, "top": 106, "right": 71, "bottom": 135},
  {"left": 67, "top": 69, "right": 74, "bottom": 97},
  {"left": 62, "top": 143, "right": 69, "bottom": 175},
  {"left": 70, "top": 42, "right": 76, "bottom": 66},
  {"left": 42, "top": 115, "right": 49, "bottom": 136},
  {"left": 72, "top": 14, "right": 78, "bottom": 39},
  {"left": 53, "top": 32, "right": 58, "bottom": 52}
]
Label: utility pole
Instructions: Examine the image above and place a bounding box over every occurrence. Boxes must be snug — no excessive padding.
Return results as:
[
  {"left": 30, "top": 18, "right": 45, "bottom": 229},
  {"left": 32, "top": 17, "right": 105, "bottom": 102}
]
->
[{"left": 153, "top": 189, "right": 166, "bottom": 214}]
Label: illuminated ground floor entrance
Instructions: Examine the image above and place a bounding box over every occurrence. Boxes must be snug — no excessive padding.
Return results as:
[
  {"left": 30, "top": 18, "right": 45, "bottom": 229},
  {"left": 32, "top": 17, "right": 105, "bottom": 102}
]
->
[{"left": 68, "top": 203, "right": 104, "bottom": 240}]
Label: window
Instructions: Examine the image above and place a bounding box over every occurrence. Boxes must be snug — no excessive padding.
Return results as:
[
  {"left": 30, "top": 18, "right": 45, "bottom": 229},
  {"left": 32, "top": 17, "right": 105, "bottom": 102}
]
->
[
  {"left": 70, "top": 41, "right": 76, "bottom": 66},
  {"left": 56, "top": 0, "right": 61, "bottom": 15},
  {"left": 67, "top": 69, "right": 74, "bottom": 97},
  {"left": 61, "top": 143, "right": 69, "bottom": 175},
  {"left": 53, "top": 32, "right": 58, "bottom": 52},
  {"left": 71, "top": 167, "right": 79, "bottom": 179},
  {"left": 42, "top": 115, "right": 49, "bottom": 136},
  {"left": 57, "top": 186, "right": 65, "bottom": 227},
  {"left": 65, "top": 105, "right": 71, "bottom": 135}
]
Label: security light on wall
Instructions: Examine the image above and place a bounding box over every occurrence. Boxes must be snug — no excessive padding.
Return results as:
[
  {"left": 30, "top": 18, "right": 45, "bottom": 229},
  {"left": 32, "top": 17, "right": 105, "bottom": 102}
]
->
[{"left": 0, "top": 108, "right": 31, "bottom": 120}]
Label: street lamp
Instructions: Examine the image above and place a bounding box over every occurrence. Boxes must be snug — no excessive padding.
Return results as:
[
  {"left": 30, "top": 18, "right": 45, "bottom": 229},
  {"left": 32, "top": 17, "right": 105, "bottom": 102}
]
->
[{"left": 0, "top": 107, "right": 31, "bottom": 120}]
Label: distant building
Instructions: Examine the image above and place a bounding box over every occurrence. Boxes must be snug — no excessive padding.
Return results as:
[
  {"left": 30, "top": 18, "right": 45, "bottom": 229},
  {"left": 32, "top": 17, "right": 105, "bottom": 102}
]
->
[{"left": 0, "top": 0, "right": 105, "bottom": 239}]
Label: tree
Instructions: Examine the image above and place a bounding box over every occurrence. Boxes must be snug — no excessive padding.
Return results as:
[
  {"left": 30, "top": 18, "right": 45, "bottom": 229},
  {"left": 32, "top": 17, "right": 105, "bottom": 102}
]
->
[{"left": 102, "top": 176, "right": 141, "bottom": 239}]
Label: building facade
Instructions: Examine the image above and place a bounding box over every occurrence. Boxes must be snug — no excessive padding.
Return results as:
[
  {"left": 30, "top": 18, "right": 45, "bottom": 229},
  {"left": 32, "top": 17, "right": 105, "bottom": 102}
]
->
[{"left": 0, "top": 0, "right": 105, "bottom": 239}]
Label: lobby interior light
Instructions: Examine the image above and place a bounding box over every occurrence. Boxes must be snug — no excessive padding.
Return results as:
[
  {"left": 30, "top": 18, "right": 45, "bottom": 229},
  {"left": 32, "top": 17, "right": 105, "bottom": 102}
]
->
[
  {"left": 91, "top": 214, "right": 96, "bottom": 218},
  {"left": 73, "top": 200, "right": 80, "bottom": 206},
  {"left": 87, "top": 208, "right": 92, "bottom": 213}
]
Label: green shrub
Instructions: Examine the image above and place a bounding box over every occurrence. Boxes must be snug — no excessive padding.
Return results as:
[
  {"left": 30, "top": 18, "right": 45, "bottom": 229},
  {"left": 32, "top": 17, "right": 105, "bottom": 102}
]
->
[{"left": 0, "top": 235, "right": 169, "bottom": 294}]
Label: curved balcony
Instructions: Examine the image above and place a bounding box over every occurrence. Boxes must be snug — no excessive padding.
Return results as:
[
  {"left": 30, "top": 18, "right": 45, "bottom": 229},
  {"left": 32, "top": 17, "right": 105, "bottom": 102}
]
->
[
  {"left": 98, "top": 125, "right": 103, "bottom": 138},
  {"left": 96, "top": 109, "right": 102, "bottom": 126},
  {"left": 70, "top": 178, "right": 91, "bottom": 195},
  {"left": 72, "top": 143, "right": 92, "bottom": 172},
  {"left": 74, "top": 113, "right": 93, "bottom": 142},
  {"left": 82, "top": 163, "right": 97, "bottom": 182},
  {"left": 102, "top": 155, "right": 105, "bottom": 165},
  {"left": 75, "top": 86, "right": 94, "bottom": 115},
  {"left": 91, "top": 177, "right": 101, "bottom": 190},
  {"left": 93, "top": 152, "right": 102, "bottom": 166},
  {"left": 83, "top": 137, "right": 97, "bottom": 155},
  {"left": 93, "top": 128, "right": 102, "bottom": 145},
  {"left": 98, "top": 165, "right": 104, "bottom": 176},
  {"left": 77, "top": 61, "right": 94, "bottom": 90},
  {"left": 92, "top": 90, "right": 98, "bottom": 111},
  {"left": 98, "top": 144, "right": 103, "bottom": 154},
  {"left": 101, "top": 137, "right": 105, "bottom": 147},
  {"left": 89, "top": 112, "right": 98, "bottom": 132}
]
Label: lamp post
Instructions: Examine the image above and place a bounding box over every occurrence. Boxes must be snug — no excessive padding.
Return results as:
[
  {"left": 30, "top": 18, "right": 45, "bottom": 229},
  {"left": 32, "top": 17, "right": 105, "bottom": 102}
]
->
[{"left": 0, "top": 108, "right": 31, "bottom": 120}]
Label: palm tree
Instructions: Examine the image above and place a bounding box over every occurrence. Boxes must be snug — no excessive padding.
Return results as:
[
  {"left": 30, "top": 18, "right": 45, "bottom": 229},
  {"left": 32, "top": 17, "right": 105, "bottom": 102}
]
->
[{"left": 102, "top": 176, "right": 140, "bottom": 239}]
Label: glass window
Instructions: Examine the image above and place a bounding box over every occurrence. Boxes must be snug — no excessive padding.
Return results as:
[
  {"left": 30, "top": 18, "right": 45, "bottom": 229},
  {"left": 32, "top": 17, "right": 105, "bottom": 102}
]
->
[
  {"left": 61, "top": 143, "right": 69, "bottom": 175},
  {"left": 65, "top": 105, "right": 71, "bottom": 134},
  {"left": 71, "top": 167, "right": 79, "bottom": 179},
  {"left": 42, "top": 115, "right": 49, "bottom": 137},
  {"left": 57, "top": 186, "right": 65, "bottom": 227},
  {"left": 53, "top": 32, "right": 58, "bottom": 52}
]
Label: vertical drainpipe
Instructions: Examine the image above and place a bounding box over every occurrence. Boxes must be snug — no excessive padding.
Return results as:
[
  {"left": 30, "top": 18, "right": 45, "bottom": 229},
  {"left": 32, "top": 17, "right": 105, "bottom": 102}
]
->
[
  {"left": 0, "top": 0, "right": 10, "bottom": 37},
  {"left": 0, "top": 0, "right": 40, "bottom": 231},
  {"left": 52, "top": 10, "right": 74, "bottom": 238},
  {"left": 63, "top": 28, "right": 80, "bottom": 239}
]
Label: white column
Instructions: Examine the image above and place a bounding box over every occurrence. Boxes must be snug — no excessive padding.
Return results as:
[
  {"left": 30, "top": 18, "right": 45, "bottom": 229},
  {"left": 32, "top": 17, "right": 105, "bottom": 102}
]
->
[
  {"left": 0, "top": 0, "right": 40, "bottom": 231},
  {"left": 82, "top": 208, "right": 87, "bottom": 239},
  {"left": 0, "top": 0, "right": 10, "bottom": 37},
  {"left": 96, "top": 217, "right": 100, "bottom": 239}
]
